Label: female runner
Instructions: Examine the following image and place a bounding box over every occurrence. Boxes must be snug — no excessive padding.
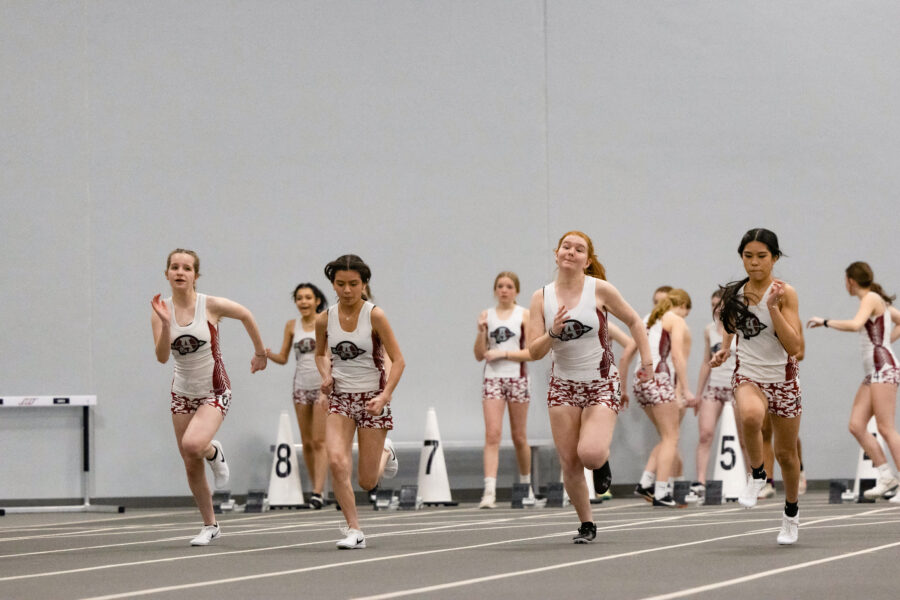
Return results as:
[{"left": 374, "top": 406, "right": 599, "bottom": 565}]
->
[
  {"left": 621, "top": 289, "right": 696, "bottom": 506},
  {"left": 808, "top": 261, "right": 900, "bottom": 500},
  {"left": 692, "top": 289, "right": 739, "bottom": 497},
  {"left": 266, "top": 283, "right": 330, "bottom": 509},
  {"left": 150, "top": 249, "right": 267, "bottom": 546},
  {"left": 528, "top": 231, "right": 652, "bottom": 543},
  {"left": 711, "top": 228, "right": 804, "bottom": 545},
  {"left": 474, "top": 271, "right": 534, "bottom": 508},
  {"left": 316, "top": 254, "right": 404, "bottom": 549}
]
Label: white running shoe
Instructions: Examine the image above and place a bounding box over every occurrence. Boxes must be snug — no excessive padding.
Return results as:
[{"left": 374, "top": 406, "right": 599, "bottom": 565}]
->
[
  {"left": 863, "top": 473, "right": 899, "bottom": 499},
  {"left": 190, "top": 522, "right": 220, "bottom": 546},
  {"left": 758, "top": 482, "right": 776, "bottom": 499},
  {"left": 739, "top": 475, "right": 768, "bottom": 508},
  {"left": 889, "top": 491, "right": 900, "bottom": 504},
  {"left": 478, "top": 491, "right": 496, "bottom": 509},
  {"left": 207, "top": 440, "right": 230, "bottom": 489},
  {"left": 382, "top": 438, "right": 399, "bottom": 479},
  {"left": 776, "top": 512, "right": 799, "bottom": 545},
  {"left": 336, "top": 527, "right": 366, "bottom": 549}
]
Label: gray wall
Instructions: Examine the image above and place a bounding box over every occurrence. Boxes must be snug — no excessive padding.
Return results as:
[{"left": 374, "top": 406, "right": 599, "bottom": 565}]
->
[{"left": 2, "top": 1, "right": 899, "bottom": 500}]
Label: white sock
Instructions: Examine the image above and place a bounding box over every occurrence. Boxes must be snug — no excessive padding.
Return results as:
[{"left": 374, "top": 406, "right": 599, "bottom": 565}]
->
[
  {"left": 640, "top": 470, "right": 656, "bottom": 488},
  {"left": 484, "top": 477, "right": 496, "bottom": 495},
  {"left": 654, "top": 481, "right": 668, "bottom": 500},
  {"left": 519, "top": 473, "right": 531, "bottom": 485},
  {"left": 877, "top": 463, "right": 893, "bottom": 478}
]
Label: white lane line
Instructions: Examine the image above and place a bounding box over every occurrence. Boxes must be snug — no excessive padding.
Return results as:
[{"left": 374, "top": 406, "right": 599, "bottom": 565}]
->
[
  {"left": 639, "top": 540, "right": 900, "bottom": 600},
  {"left": 351, "top": 508, "right": 898, "bottom": 600},
  {"left": 0, "top": 511, "right": 197, "bottom": 532}
]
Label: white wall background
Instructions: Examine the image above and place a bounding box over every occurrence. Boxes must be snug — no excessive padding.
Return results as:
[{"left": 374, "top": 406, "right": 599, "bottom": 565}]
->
[{"left": 2, "top": 1, "right": 899, "bottom": 499}]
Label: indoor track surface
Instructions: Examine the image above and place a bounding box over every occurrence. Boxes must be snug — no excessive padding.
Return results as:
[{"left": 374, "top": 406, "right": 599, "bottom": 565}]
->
[{"left": 2, "top": 491, "right": 899, "bottom": 599}]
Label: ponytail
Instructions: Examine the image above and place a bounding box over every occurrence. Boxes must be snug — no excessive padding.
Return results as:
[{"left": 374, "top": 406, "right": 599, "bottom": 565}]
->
[
  {"left": 846, "top": 261, "right": 895, "bottom": 305},
  {"left": 870, "top": 283, "right": 895, "bottom": 305},
  {"left": 716, "top": 278, "right": 752, "bottom": 335},
  {"left": 647, "top": 298, "right": 674, "bottom": 329},
  {"left": 586, "top": 254, "right": 606, "bottom": 280},
  {"left": 647, "top": 288, "right": 692, "bottom": 328}
]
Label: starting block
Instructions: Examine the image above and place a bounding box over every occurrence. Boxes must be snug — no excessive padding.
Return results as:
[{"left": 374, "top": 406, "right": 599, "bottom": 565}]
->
[
  {"left": 703, "top": 480, "right": 723, "bottom": 505},
  {"left": 374, "top": 488, "right": 395, "bottom": 511},
  {"left": 673, "top": 481, "right": 691, "bottom": 505},
  {"left": 857, "top": 478, "right": 877, "bottom": 503},
  {"left": 213, "top": 490, "right": 235, "bottom": 514},
  {"left": 545, "top": 482, "right": 566, "bottom": 508},
  {"left": 829, "top": 479, "right": 850, "bottom": 504},
  {"left": 245, "top": 489, "right": 268, "bottom": 513},
  {"left": 398, "top": 485, "right": 421, "bottom": 511}
]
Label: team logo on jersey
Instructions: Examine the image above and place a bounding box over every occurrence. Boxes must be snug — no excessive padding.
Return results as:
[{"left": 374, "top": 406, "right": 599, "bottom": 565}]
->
[
  {"left": 490, "top": 327, "right": 516, "bottom": 344},
  {"left": 332, "top": 341, "right": 366, "bottom": 361},
  {"left": 294, "top": 338, "right": 316, "bottom": 355},
  {"left": 738, "top": 315, "right": 767, "bottom": 339},
  {"left": 171, "top": 335, "right": 207, "bottom": 355},
  {"left": 557, "top": 319, "right": 593, "bottom": 341}
]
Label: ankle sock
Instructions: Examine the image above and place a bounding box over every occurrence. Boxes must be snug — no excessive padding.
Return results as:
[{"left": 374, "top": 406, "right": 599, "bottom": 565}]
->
[
  {"left": 639, "top": 470, "right": 655, "bottom": 488},
  {"left": 784, "top": 501, "right": 799, "bottom": 518},
  {"left": 751, "top": 464, "right": 766, "bottom": 480}
]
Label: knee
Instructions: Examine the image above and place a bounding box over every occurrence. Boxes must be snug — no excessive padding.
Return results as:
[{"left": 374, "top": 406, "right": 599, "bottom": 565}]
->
[
  {"left": 578, "top": 447, "right": 608, "bottom": 471},
  {"left": 849, "top": 421, "right": 866, "bottom": 438},
  {"left": 876, "top": 422, "right": 897, "bottom": 439},
  {"left": 698, "top": 429, "right": 714, "bottom": 446},
  {"left": 310, "top": 438, "right": 325, "bottom": 453},
  {"left": 358, "top": 473, "right": 378, "bottom": 491},
  {"left": 328, "top": 454, "right": 351, "bottom": 479},
  {"left": 742, "top": 413, "right": 765, "bottom": 432},
  {"left": 180, "top": 437, "right": 207, "bottom": 460},
  {"left": 511, "top": 431, "right": 529, "bottom": 449},
  {"left": 301, "top": 441, "right": 315, "bottom": 456},
  {"left": 484, "top": 430, "right": 502, "bottom": 447},
  {"left": 774, "top": 446, "right": 798, "bottom": 467}
]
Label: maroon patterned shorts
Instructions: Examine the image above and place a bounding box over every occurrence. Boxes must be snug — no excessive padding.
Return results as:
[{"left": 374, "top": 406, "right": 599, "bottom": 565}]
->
[
  {"left": 482, "top": 376, "right": 530, "bottom": 403},
  {"left": 170, "top": 391, "right": 231, "bottom": 417},
  {"left": 547, "top": 374, "right": 622, "bottom": 413},
  {"left": 864, "top": 367, "right": 900, "bottom": 386},
  {"left": 733, "top": 374, "right": 801, "bottom": 418},
  {"left": 633, "top": 372, "right": 677, "bottom": 408},
  {"left": 293, "top": 388, "right": 319, "bottom": 406},
  {"left": 702, "top": 385, "right": 733, "bottom": 404},
  {"left": 329, "top": 390, "right": 393, "bottom": 429}
]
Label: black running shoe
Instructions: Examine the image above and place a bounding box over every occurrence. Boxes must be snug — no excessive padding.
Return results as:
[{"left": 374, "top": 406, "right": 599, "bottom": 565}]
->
[
  {"left": 652, "top": 494, "right": 686, "bottom": 508},
  {"left": 593, "top": 461, "right": 612, "bottom": 495},
  {"left": 572, "top": 522, "right": 597, "bottom": 544},
  {"left": 309, "top": 493, "right": 324, "bottom": 510},
  {"left": 634, "top": 484, "right": 654, "bottom": 502}
]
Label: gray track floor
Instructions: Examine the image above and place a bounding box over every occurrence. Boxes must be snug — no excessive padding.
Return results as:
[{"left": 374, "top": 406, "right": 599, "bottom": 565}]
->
[{"left": 2, "top": 492, "right": 899, "bottom": 599}]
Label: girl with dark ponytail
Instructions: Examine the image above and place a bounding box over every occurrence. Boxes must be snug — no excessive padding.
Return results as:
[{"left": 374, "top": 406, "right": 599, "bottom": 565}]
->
[
  {"left": 315, "top": 254, "right": 405, "bottom": 549},
  {"left": 807, "top": 262, "right": 900, "bottom": 502},
  {"left": 710, "top": 228, "right": 804, "bottom": 545},
  {"left": 265, "top": 283, "right": 329, "bottom": 509}
]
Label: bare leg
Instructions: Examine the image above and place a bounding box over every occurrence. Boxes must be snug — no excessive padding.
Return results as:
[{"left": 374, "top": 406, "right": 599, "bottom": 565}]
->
[
  {"left": 872, "top": 383, "right": 900, "bottom": 469},
  {"left": 357, "top": 427, "right": 389, "bottom": 491},
  {"left": 482, "top": 397, "right": 506, "bottom": 479},
  {"left": 173, "top": 405, "right": 224, "bottom": 526},
  {"left": 771, "top": 413, "right": 801, "bottom": 503},
  {"left": 651, "top": 401, "right": 681, "bottom": 485},
  {"left": 848, "top": 384, "right": 887, "bottom": 466},
  {"left": 326, "top": 414, "right": 360, "bottom": 529},
  {"left": 550, "top": 406, "right": 591, "bottom": 523},
  {"left": 735, "top": 383, "right": 768, "bottom": 470},
  {"left": 508, "top": 401, "right": 532, "bottom": 477},
  {"left": 695, "top": 398, "right": 724, "bottom": 484}
]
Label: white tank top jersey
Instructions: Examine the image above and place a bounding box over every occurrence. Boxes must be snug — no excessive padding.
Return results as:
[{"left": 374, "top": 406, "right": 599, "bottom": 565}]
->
[
  {"left": 543, "top": 276, "right": 616, "bottom": 382},
  {"left": 647, "top": 317, "right": 674, "bottom": 377},
  {"left": 859, "top": 294, "right": 898, "bottom": 375},
  {"left": 484, "top": 305, "right": 527, "bottom": 379},
  {"left": 706, "top": 321, "right": 737, "bottom": 388},
  {"left": 293, "top": 319, "right": 321, "bottom": 390},
  {"left": 327, "top": 301, "right": 385, "bottom": 393},
  {"left": 166, "top": 293, "right": 231, "bottom": 397},
  {"left": 734, "top": 283, "right": 798, "bottom": 383}
]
